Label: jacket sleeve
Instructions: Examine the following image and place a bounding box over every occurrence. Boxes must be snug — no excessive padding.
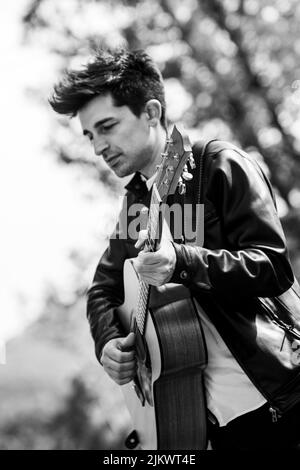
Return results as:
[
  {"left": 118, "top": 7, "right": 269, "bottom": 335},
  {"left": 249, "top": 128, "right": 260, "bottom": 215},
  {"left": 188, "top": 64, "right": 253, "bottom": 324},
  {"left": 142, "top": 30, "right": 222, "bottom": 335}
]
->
[
  {"left": 170, "top": 148, "right": 294, "bottom": 298},
  {"left": 86, "top": 236, "right": 128, "bottom": 363},
  {"left": 86, "top": 195, "right": 132, "bottom": 363}
]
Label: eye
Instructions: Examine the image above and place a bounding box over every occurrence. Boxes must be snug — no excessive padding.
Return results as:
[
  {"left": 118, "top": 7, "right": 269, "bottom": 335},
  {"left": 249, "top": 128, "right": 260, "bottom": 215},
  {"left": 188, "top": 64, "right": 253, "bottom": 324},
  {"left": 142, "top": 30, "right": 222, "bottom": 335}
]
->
[{"left": 100, "top": 122, "right": 117, "bottom": 133}]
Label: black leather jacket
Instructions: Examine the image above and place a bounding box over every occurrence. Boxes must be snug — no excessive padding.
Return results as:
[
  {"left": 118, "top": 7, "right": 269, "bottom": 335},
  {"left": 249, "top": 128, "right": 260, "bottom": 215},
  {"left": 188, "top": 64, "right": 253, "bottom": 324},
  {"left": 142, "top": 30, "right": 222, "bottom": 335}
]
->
[{"left": 87, "top": 140, "right": 300, "bottom": 414}]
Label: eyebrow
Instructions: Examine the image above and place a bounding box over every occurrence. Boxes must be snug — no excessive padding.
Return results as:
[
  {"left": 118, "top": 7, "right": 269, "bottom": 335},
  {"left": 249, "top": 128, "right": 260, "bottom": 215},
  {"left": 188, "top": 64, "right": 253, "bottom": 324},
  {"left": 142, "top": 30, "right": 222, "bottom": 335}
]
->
[{"left": 83, "top": 118, "right": 115, "bottom": 136}]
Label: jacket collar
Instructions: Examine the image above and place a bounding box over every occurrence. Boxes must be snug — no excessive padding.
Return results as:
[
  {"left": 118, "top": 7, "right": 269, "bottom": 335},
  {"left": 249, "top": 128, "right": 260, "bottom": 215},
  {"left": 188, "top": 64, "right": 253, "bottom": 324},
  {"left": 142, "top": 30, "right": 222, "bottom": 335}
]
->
[{"left": 124, "top": 172, "right": 149, "bottom": 198}]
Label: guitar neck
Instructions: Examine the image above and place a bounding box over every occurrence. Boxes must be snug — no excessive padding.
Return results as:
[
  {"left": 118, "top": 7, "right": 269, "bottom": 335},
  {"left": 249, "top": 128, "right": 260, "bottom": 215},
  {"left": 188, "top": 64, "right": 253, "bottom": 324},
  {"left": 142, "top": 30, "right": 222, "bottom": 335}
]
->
[
  {"left": 147, "top": 183, "right": 163, "bottom": 251},
  {"left": 133, "top": 124, "right": 193, "bottom": 336},
  {"left": 135, "top": 184, "right": 163, "bottom": 335}
]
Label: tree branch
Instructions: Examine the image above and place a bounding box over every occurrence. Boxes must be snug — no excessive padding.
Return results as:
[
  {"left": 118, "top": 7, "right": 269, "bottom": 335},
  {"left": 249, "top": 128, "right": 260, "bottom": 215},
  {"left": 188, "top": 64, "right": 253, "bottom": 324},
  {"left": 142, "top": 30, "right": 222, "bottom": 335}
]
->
[{"left": 200, "top": 0, "right": 299, "bottom": 164}]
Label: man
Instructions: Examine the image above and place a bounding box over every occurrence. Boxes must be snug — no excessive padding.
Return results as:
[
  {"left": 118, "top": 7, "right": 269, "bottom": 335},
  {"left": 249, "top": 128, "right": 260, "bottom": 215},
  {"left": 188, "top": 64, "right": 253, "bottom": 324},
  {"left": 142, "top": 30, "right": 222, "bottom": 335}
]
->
[{"left": 50, "top": 48, "right": 300, "bottom": 449}]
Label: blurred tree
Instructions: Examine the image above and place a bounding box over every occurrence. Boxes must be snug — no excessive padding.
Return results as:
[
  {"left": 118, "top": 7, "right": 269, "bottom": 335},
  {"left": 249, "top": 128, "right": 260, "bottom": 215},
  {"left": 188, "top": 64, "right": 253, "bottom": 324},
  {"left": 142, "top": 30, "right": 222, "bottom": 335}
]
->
[
  {"left": 0, "top": 376, "right": 128, "bottom": 449},
  {"left": 48, "top": 376, "right": 122, "bottom": 450},
  {"left": 0, "top": 293, "right": 131, "bottom": 449},
  {"left": 21, "top": 0, "right": 300, "bottom": 205}
]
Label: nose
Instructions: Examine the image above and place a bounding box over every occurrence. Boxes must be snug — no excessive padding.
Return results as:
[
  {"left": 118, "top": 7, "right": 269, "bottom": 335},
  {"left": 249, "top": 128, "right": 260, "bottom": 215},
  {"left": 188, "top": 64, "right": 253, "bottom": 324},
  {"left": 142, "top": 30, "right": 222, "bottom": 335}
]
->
[{"left": 93, "top": 136, "right": 109, "bottom": 157}]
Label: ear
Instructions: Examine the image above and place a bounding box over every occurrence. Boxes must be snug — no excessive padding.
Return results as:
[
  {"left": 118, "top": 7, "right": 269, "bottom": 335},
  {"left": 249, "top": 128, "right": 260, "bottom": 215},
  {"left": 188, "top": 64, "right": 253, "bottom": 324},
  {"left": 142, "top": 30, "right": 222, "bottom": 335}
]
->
[{"left": 144, "top": 99, "right": 162, "bottom": 127}]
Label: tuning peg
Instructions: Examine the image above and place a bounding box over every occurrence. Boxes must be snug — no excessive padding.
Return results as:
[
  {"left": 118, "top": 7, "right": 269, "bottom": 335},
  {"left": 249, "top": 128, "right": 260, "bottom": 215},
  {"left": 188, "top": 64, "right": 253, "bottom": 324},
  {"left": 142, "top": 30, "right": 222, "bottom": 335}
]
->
[
  {"left": 173, "top": 153, "right": 179, "bottom": 161},
  {"left": 188, "top": 154, "right": 196, "bottom": 169},
  {"left": 178, "top": 183, "right": 186, "bottom": 195},
  {"left": 182, "top": 164, "right": 193, "bottom": 181},
  {"left": 166, "top": 138, "right": 173, "bottom": 145},
  {"left": 163, "top": 178, "right": 169, "bottom": 185},
  {"left": 182, "top": 171, "right": 193, "bottom": 181},
  {"left": 178, "top": 177, "right": 186, "bottom": 195},
  {"left": 156, "top": 164, "right": 161, "bottom": 171}
]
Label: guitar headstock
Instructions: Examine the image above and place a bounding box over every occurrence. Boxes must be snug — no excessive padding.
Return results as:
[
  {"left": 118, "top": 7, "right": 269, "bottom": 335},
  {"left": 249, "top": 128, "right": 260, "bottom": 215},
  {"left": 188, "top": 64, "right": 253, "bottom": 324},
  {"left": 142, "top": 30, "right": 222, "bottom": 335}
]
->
[{"left": 155, "top": 124, "right": 195, "bottom": 200}]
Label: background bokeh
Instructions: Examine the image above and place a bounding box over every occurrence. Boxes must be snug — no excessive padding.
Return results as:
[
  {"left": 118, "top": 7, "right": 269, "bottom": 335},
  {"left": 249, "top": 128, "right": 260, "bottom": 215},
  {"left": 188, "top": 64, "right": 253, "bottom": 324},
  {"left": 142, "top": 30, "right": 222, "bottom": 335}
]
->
[{"left": 1, "top": 0, "right": 300, "bottom": 449}]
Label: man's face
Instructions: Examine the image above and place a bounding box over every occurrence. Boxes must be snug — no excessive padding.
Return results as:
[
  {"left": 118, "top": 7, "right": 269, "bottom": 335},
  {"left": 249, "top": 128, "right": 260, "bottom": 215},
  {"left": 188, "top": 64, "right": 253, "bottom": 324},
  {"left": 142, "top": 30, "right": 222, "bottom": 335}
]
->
[{"left": 79, "top": 93, "right": 160, "bottom": 178}]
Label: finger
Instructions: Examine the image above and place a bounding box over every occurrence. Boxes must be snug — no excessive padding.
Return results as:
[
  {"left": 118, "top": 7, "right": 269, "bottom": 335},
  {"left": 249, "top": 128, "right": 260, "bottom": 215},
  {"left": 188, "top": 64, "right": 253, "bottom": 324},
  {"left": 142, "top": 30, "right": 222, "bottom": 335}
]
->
[
  {"left": 138, "top": 252, "right": 171, "bottom": 268},
  {"left": 136, "top": 262, "right": 171, "bottom": 276},
  {"left": 106, "top": 348, "right": 136, "bottom": 363},
  {"left": 140, "top": 271, "right": 171, "bottom": 285},
  {"left": 105, "top": 361, "right": 137, "bottom": 376},
  {"left": 105, "top": 366, "right": 136, "bottom": 383},
  {"left": 104, "top": 357, "right": 137, "bottom": 372},
  {"left": 137, "top": 251, "right": 160, "bottom": 264},
  {"left": 106, "top": 369, "right": 136, "bottom": 385},
  {"left": 117, "top": 376, "right": 136, "bottom": 386},
  {"left": 119, "top": 332, "right": 135, "bottom": 350},
  {"left": 135, "top": 238, "right": 146, "bottom": 250},
  {"left": 139, "top": 275, "right": 163, "bottom": 286},
  {"left": 136, "top": 263, "right": 167, "bottom": 275},
  {"left": 135, "top": 229, "right": 148, "bottom": 250},
  {"left": 135, "top": 258, "right": 160, "bottom": 273}
]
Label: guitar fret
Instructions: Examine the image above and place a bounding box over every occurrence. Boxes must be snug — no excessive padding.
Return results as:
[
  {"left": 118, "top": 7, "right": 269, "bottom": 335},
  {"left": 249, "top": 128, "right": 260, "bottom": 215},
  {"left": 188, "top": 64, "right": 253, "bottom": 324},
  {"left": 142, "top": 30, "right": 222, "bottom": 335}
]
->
[{"left": 134, "top": 155, "right": 180, "bottom": 335}]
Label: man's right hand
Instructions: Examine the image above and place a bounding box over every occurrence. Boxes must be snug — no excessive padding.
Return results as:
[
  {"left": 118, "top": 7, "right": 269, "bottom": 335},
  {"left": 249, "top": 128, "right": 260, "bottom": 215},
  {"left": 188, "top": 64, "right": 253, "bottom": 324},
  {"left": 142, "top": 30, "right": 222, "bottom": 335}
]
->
[{"left": 100, "top": 332, "right": 136, "bottom": 385}]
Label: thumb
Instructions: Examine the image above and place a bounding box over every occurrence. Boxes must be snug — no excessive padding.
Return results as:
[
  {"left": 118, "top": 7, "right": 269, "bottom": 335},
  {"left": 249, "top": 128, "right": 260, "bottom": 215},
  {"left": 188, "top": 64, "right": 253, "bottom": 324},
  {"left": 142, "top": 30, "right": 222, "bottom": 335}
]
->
[
  {"left": 135, "top": 229, "right": 148, "bottom": 250},
  {"left": 118, "top": 332, "right": 136, "bottom": 351}
]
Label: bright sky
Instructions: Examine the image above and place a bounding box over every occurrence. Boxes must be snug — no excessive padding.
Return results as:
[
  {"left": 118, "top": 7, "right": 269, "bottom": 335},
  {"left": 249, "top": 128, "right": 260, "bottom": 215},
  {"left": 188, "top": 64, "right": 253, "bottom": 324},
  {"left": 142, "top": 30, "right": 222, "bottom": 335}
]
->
[{"left": 0, "top": 1, "right": 116, "bottom": 344}]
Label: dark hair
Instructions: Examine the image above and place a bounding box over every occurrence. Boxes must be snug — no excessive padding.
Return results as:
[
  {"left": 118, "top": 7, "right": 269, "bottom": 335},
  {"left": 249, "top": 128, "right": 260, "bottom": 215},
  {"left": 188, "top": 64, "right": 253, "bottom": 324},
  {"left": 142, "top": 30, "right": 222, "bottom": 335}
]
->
[{"left": 49, "top": 48, "right": 167, "bottom": 128}]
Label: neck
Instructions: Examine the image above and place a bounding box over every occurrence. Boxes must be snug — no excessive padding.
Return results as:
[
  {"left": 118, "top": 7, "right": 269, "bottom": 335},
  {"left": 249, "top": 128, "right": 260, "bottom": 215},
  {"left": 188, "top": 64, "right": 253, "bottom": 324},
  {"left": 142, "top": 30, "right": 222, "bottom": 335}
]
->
[{"left": 140, "top": 126, "right": 167, "bottom": 179}]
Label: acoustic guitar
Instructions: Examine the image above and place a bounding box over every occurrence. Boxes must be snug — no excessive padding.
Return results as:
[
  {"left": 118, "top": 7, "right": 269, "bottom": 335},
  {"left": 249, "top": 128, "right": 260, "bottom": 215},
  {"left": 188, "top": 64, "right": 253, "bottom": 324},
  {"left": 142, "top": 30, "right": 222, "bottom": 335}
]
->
[{"left": 117, "top": 125, "right": 207, "bottom": 450}]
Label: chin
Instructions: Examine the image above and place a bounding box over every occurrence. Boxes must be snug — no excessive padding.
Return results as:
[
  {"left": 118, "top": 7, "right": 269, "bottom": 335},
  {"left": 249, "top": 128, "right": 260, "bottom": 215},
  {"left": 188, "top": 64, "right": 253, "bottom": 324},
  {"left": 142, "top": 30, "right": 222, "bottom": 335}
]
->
[{"left": 113, "top": 166, "right": 130, "bottom": 178}]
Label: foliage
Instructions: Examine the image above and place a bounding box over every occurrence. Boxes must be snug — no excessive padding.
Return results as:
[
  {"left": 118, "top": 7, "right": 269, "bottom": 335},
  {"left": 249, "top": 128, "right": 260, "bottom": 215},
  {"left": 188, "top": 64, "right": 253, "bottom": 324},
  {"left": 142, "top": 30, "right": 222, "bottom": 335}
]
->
[
  {"left": 0, "top": 296, "right": 131, "bottom": 450},
  {"left": 22, "top": 0, "right": 300, "bottom": 204},
  {"left": 22, "top": 0, "right": 300, "bottom": 272},
  {"left": 0, "top": 376, "right": 128, "bottom": 450}
]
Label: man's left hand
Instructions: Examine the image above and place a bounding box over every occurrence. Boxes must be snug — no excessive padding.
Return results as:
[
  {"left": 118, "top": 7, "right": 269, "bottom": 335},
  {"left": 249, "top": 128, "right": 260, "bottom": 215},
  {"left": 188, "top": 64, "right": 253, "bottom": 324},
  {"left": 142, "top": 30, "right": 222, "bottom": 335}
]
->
[{"left": 133, "top": 231, "right": 176, "bottom": 286}]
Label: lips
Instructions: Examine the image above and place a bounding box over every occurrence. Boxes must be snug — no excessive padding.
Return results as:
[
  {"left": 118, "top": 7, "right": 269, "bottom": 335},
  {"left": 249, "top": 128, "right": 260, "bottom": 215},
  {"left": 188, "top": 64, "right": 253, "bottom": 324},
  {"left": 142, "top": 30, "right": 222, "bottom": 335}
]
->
[{"left": 105, "top": 154, "right": 121, "bottom": 167}]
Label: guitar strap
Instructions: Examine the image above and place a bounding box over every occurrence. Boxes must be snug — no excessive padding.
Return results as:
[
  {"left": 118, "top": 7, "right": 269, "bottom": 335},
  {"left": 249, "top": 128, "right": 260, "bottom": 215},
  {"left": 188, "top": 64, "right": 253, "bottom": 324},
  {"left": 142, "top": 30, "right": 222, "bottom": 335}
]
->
[
  {"left": 187, "top": 139, "right": 216, "bottom": 449},
  {"left": 192, "top": 139, "right": 210, "bottom": 208},
  {"left": 182, "top": 139, "right": 213, "bottom": 246}
]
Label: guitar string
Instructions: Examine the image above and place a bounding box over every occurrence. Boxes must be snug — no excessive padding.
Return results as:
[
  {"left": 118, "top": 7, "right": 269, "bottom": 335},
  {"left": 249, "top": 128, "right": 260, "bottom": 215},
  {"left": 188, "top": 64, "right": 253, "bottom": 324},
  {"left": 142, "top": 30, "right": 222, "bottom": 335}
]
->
[
  {"left": 136, "top": 180, "right": 163, "bottom": 334},
  {"left": 135, "top": 138, "right": 176, "bottom": 334}
]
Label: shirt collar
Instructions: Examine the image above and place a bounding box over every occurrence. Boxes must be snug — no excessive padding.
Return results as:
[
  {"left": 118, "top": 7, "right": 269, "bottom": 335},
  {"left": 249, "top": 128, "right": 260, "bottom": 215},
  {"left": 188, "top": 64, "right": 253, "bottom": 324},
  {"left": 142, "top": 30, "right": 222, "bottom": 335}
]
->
[{"left": 124, "top": 171, "right": 149, "bottom": 197}]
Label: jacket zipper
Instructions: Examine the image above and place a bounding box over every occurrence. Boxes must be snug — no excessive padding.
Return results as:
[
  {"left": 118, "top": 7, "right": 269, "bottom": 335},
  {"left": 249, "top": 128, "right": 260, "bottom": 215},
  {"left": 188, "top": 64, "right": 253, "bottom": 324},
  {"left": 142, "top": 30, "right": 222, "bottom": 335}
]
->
[
  {"left": 259, "top": 297, "right": 300, "bottom": 340},
  {"left": 255, "top": 299, "right": 300, "bottom": 420},
  {"left": 269, "top": 406, "right": 281, "bottom": 423}
]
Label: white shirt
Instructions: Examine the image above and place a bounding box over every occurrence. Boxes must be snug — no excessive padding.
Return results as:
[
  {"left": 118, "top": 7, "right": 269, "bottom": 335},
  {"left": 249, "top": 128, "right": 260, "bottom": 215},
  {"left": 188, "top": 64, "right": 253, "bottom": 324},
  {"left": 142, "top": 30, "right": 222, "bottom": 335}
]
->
[
  {"left": 144, "top": 171, "right": 157, "bottom": 190},
  {"left": 195, "top": 300, "right": 266, "bottom": 426},
  {"left": 144, "top": 171, "right": 267, "bottom": 426}
]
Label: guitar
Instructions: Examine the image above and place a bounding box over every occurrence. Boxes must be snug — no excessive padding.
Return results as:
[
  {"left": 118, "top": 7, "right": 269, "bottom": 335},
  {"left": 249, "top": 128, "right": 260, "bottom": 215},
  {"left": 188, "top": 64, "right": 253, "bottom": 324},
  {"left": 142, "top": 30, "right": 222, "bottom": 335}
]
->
[{"left": 117, "top": 125, "right": 207, "bottom": 450}]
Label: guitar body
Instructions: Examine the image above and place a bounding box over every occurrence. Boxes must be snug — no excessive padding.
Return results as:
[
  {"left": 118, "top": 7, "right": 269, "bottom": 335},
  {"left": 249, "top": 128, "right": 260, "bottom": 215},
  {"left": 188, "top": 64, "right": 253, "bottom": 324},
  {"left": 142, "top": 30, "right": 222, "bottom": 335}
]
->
[{"left": 118, "top": 259, "right": 207, "bottom": 450}]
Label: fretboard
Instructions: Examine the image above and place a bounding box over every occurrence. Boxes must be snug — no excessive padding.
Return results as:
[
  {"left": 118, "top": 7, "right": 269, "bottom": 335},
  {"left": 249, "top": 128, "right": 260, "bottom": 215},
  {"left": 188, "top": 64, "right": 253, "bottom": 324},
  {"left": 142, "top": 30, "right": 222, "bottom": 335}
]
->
[{"left": 135, "top": 184, "right": 162, "bottom": 335}]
